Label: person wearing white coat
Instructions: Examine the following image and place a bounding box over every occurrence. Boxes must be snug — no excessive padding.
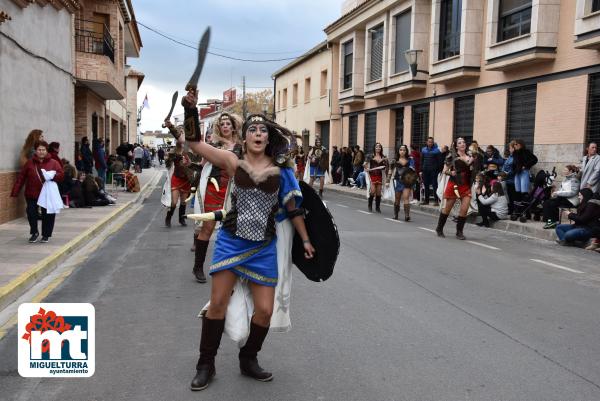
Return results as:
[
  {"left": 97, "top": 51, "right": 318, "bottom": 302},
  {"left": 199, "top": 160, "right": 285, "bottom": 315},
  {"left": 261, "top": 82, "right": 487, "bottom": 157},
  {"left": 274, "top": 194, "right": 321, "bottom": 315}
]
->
[{"left": 476, "top": 182, "right": 509, "bottom": 227}]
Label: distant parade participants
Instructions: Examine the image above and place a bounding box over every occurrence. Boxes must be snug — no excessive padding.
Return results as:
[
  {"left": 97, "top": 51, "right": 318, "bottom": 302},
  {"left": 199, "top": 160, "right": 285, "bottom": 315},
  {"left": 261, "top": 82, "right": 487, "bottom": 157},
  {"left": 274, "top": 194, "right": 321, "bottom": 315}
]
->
[
  {"left": 189, "top": 112, "right": 242, "bottom": 283},
  {"left": 164, "top": 125, "right": 194, "bottom": 228},
  {"left": 435, "top": 137, "right": 473, "bottom": 240},
  {"left": 307, "top": 137, "right": 328, "bottom": 197},
  {"left": 389, "top": 145, "right": 416, "bottom": 221},
  {"left": 173, "top": 87, "right": 315, "bottom": 391},
  {"left": 294, "top": 146, "right": 306, "bottom": 181},
  {"left": 365, "top": 143, "right": 388, "bottom": 213}
]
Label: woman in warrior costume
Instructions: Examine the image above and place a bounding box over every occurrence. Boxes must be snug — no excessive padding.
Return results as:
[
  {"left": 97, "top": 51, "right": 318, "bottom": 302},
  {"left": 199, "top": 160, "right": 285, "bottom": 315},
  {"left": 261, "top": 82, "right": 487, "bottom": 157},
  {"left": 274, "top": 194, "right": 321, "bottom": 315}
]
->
[
  {"left": 172, "top": 89, "right": 315, "bottom": 391},
  {"left": 164, "top": 125, "right": 194, "bottom": 228},
  {"left": 187, "top": 113, "right": 242, "bottom": 283},
  {"left": 366, "top": 143, "right": 388, "bottom": 213},
  {"left": 389, "top": 144, "right": 415, "bottom": 221},
  {"left": 435, "top": 137, "right": 473, "bottom": 240},
  {"left": 295, "top": 146, "right": 306, "bottom": 182},
  {"left": 307, "top": 138, "right": 328, "bottom": 197}
]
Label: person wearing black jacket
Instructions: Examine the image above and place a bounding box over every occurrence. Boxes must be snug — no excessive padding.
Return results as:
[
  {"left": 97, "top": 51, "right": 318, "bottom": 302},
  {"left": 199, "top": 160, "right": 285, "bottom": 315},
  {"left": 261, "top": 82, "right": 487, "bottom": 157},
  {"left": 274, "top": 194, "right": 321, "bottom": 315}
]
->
[
  {"left": 80, "top": 136, "right": 93, "bottom": 174},
  {"left": 511, "top": 139, "right": 537, "bottom": 200},
  {"left": 330, "top": 146, "right": 341, "bottom": 184},
  {"left": 341, "top": 146, "right": 353, "bottom": 186},
  {"left": 555, "top": 189, "right": 600, "bottom": 245}
]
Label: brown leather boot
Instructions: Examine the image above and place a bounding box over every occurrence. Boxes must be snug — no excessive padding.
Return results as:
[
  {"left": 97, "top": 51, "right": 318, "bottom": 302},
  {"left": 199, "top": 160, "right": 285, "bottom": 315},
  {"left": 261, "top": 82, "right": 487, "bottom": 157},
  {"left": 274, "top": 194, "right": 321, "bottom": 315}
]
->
[
  {"left": 193, "top": 239, "right": 209, "bottom": 283},
  {"left": 165, "top": 206, "right": 175, "bottom": 227},
  {"left": 404, "top": 203, "right": 410, "bottom": 222},
  {"left": 191, "top": 317, "right": 225, "bottom": 391},
  {"left": 436, "top": 212, "right": 449, "bottom": 237},
  {"left": 393, "top": 204, "right": 400, "bottom": 220},
  {"left": 239, "top": 322, "right": 273, "bottom": 382},
  {"left": 456, "top": 216, "right": 467, "bottom": 240}
]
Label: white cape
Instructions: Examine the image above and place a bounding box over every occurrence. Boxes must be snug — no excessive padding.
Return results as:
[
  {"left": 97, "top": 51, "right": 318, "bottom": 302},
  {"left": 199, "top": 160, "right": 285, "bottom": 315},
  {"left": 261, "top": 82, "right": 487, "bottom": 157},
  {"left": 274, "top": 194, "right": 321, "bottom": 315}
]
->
[
  {"left": 199, "top": 219, "right": 294, "bottom": 347},
  {"left": 37, "top": 169, "right": 63, "bottom": 214},
  {"left": 160, "top": 166, "right": 173, "bottom": 207}
]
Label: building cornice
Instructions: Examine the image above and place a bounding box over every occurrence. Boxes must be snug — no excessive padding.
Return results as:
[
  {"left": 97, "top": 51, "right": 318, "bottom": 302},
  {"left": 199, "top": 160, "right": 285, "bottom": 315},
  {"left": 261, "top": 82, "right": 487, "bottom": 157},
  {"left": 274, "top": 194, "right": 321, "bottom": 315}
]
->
[
  {"left": 324, "top": 0, "right": 377, "bottom": 34},
  {"left": 9, "top": 0, "right": 81, "bottom": 13},
  {"left": 272, "top": 41, "right": 328, "bottom": 78}
]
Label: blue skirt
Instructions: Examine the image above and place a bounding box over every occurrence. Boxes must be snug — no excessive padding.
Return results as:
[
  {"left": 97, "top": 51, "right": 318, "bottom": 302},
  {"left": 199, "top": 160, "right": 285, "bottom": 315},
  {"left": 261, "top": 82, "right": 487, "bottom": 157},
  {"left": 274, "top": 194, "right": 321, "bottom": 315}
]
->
[
  {"left": 310, "top": 165, "right": 325, "bottom": 177},
  {"left": 209, "top": 228, "right": 278, "bottom": 287},
  {"left": 393, "top": 179, "right": 406, "bottom": 192}
]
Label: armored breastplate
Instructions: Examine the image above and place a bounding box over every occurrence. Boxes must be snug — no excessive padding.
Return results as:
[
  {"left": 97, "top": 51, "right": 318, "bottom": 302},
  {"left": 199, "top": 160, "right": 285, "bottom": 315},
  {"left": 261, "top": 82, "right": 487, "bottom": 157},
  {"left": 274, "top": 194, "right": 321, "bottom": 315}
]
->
[{"left": 222, "top": 161, "right": 280, "bottom": 241}]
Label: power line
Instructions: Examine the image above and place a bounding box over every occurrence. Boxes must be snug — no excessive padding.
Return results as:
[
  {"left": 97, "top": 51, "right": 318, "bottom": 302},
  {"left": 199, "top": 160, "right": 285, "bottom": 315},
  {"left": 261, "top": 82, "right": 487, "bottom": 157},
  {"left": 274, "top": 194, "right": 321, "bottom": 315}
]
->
[{"left": 137, "top": 21, "right": 302, "bottom": 63}]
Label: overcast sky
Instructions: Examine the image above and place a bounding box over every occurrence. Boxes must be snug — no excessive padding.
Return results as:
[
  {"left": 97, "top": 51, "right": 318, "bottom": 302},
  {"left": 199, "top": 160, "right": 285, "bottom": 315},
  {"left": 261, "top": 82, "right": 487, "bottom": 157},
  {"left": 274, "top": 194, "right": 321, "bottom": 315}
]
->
[{"left": 129, "top": 0, "right": 341, "bottom": 132}]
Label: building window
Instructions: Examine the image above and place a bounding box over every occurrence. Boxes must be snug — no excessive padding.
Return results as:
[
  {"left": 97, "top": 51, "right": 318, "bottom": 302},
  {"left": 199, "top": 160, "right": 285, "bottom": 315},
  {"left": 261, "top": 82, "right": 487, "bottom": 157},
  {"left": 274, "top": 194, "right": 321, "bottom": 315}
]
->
[
  {"left": 439, "top": 0, "right": 462, "bottom": 60},
  {"left": 304, "top": 78, "right": 311, "bottom": 103},
  {"left": 319, "top": 121, "right": 330, "bottom": 150},
  {"left": 593, "top": 0, "right": 600, "bottom": 13},
  {"left": 320, "top": 70, "right": 328, "bottom": 97},
  {"left": 507, "top": 84, "right": 537, "bottom": 150},
  {"left": 277, "top": 91, "right": 281, "bottom": 111},
  {"left": 586, "top": 73, "right": 600, "bottom": 145},
  {"left": 394, "top": 108, "right": 404, "bottom": 152},
  {"left": 369, "top": 24, "right": 384, "bottom": 81},
  {"left": 453, "top": 95, "right": 475, "bottom": 145},
  {"left": 394, "top": 11, "right": 411, "bottom": 74},
  {"left": 349, "top": 115, "right": 358, "bottom": 147},
  {"left": 282, "top": 88, "right": 288, "bottom": 109},
  {"left": 411, "top": 104, "right": 429, "bottom": 150},
  {"left": 364, "top": 112, "right": 377, "bottom": 155},
  {"left": 292, "top": 83, "right": 298, "bottom": 106},
  {"left": 498, "top": 0, "right": 532, "bottom": 42},
  {"left": 343, "top": 40, "right": 353, "bottom": 90}
]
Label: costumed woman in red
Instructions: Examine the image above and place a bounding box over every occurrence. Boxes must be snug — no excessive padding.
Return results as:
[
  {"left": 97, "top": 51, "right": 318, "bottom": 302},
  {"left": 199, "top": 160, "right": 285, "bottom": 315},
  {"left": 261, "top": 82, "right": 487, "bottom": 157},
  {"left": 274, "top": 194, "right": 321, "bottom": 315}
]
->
[
  {"left": 366, "top": 142, "right": 388, "bottom": 213},
  {"left": 164, "top": 128, "right": 194, "bottom": 228},
  {"left": 435, "top": 137, "right": 473, "bottom": 240}
]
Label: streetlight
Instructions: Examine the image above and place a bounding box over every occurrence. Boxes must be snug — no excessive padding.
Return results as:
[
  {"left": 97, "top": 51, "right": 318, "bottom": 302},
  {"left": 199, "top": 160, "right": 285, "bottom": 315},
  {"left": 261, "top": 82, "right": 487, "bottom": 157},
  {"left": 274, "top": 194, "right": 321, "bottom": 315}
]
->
[
  {"left": 404, "top": 49, "right": 429, "bottom": 77},
  {"left": 339, "top": 104, "right": 344, "bottom": 147}
]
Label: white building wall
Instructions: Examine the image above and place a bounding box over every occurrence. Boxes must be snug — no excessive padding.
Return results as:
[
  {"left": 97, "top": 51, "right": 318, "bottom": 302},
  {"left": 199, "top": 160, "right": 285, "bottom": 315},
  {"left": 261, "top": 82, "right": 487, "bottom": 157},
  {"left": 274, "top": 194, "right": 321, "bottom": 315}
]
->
[{"left": 0, "top": 0, "right": 74, "bottom": 170}]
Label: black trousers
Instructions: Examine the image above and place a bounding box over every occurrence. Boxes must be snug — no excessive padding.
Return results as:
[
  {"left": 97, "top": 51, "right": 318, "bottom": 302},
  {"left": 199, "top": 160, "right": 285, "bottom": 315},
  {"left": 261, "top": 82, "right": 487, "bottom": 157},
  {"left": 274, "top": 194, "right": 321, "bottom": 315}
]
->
[
  {"left": 422, "top": 169, "right": 439, "bottom": 203},
  {"left": 26, "top": 198, "right": 56, "bottom": 237},
  {"left": 477, "top": 200, "right": 500, "bottom": 223},
  {"left": 542, "top": 197, "right": 574, "bottom": 222},
  {"left": 505, "top": 183, "right": 516, "bottom": 214}
]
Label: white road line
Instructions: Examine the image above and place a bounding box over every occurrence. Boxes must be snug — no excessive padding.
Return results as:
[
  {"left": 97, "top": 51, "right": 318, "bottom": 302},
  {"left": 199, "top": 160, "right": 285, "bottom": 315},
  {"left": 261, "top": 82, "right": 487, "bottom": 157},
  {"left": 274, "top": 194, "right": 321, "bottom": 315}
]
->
[
  {"left": 467, "top": 241, "right": 501, "bottom": 250},
  {"left": 530, "top": 259, "right": 584, "bottom": 274},
  {"left": 384, "top": 218, "right": 402, "bottom": 223},
  {"left": 418, "top": 227, "right": 436, "bottom": 233},
  {"left": 357, "top": 210, "right": 372, "bottom": 215},
  {"left": 336, "top": 204, "right": 349, "bottom": 208}
]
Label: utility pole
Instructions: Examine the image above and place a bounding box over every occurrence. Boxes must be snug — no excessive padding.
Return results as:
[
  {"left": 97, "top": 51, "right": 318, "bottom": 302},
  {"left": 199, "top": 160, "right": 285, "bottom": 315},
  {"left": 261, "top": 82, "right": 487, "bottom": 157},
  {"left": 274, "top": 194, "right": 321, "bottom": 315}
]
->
[{"left": 242, "top": 75, "right": 247, "bottom": 119}]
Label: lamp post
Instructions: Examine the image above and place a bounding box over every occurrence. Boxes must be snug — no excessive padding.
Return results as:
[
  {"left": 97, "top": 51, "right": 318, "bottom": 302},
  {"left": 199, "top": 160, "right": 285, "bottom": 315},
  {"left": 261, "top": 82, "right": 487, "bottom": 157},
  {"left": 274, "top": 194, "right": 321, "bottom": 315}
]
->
[
  {"left": 404, "top": 49, "right": 429, "bottom": 77},
  {"left": 262, "top": 100, "right": 269, "bottom": 116},
  {"left": 339, "top": 104, "right": 344, "bottom": 147}
]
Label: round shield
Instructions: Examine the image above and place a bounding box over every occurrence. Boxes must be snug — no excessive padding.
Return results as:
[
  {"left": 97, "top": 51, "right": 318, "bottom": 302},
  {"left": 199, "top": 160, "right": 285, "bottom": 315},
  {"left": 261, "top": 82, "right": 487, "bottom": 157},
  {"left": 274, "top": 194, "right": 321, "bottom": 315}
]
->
[
  {"left": 292, "top": 181, "right": 339, "bottom": 282},
  {"left": 401, "top": 169, "right": 418, "bottom": 186}
]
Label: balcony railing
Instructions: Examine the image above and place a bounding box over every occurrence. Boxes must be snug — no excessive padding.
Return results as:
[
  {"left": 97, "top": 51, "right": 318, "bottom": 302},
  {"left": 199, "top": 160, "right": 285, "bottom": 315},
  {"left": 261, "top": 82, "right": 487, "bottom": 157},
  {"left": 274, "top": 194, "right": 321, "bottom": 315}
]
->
[{"left": 75, "top": 19, "right": 115, "bottom": 63}]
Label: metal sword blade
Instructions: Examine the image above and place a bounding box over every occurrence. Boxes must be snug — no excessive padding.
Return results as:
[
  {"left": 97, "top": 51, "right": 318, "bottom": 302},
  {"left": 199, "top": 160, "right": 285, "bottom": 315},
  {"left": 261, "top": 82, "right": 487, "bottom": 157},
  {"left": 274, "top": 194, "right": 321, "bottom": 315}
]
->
[
  {"left": 165, "top": 91, "right": 178, "bottom": 121},
  {"left": 186, "top": 27, "right": 211, "bottom": 90}
]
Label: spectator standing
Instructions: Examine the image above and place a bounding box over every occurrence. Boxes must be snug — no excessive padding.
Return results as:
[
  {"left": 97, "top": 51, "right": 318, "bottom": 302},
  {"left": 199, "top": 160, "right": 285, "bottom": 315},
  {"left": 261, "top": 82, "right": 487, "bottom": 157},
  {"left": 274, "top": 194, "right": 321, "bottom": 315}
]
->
[
  {"left": 93, "top": 138, "right": 108, "bottom": 188},
  {"left": 352, "top": 145, "right": 365, "bottom": 181},
  {"left": 420, "top": 137, "right": 441, "bottom": 205},
  {"left": 133, "top": 143, "right": 144, "bottom": 173},
  {"left": 330, "top": 146, "right": 341, "bottom": 184},
  {"left": 11, "top": 141, "right": 64, "bottom": 243},
  {"left": 502, "top": 141, "right": 516, "bottom": 213},
  {"left": 542, "top": 165, "right": 580, "bottom": 229},
  {"left": 580, "top": 142, "right": 599, "bottom": 193},
  {"left": 512, "top": 139, "right": 537, "bottom": 200},
  {"left": 483, "top": 145, "right": 504, "bottom": 170},
  {"left": 19, "top": 129, "right": 44, "bottom": 167},
  {"left": 158, "top": 147, "right": 165, "bottom": 165},
  {"left": 341, "top": 146, "right": 353, "bottom": 186},
  {"left": 410, "top": 144, "right": 421, "bottom": 201},
  {"left": 48, "top": 142, "right": 63, "bottom": 167},
  {"left": 80, "top": 137, "right": 93, "bottom": 174}
]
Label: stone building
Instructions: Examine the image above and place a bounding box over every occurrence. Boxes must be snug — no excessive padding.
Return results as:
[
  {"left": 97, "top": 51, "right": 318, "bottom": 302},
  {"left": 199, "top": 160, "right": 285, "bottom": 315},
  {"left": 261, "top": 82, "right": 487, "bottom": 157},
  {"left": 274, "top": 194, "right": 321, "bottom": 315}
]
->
[
  {"left": 73, "top": 0, "right": 142, "bottom": 154},
  {"left": 0, "top": 0, "right": 79, "bottom": 224},
  {"left": 276, "top": 0, "right": 600, "bottom": 172},
  {"left": 273, "top": 41, "right": 341, "bottom": 152}
]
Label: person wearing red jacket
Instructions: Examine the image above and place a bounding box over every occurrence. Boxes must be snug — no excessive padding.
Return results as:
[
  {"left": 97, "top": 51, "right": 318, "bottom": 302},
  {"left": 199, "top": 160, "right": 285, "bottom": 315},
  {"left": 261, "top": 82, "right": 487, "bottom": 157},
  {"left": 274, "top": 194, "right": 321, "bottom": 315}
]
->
[{"left": 11, "top": 141, "right": 64, "bottom": 243}]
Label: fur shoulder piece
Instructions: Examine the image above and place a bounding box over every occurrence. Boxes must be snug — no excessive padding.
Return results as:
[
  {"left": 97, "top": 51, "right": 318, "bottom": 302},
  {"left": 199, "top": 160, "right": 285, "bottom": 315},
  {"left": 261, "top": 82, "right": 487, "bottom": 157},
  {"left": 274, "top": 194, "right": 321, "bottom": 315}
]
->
[{"left": 238, "top": 160, "right": 280, "bottom": 184}]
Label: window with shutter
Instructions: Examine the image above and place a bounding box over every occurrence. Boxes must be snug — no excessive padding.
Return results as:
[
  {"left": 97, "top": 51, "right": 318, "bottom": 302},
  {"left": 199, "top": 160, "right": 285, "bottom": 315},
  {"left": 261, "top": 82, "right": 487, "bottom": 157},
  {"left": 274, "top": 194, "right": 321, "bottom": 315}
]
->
[
  {"left": 411, "top": 104, "right": 429, "bottom": 150},
  {"left": 453, "top": 96, "right": 475, "bottom": 145},
  {"left": 498, "top": 0, "right": 531, "bottom": 42},
  {"left": 394, "top": 108, "right": 404, "bottom": 152},
  {"left": 364, "top": 113, "right": 377, "bottom": 155},
  {"left": 370, "top": 25, "right": 384, "bottom": 81},
  {"left": 394, "top": 11, "right": 411, "bottom": 74},
  {"left": 349, "top": 115, "right": 358, "bottom": 147},
  {"left": 586, "top": 73, "right": 600, "bottom": 145},
  {"left": 507, "top": 85, "right": 537, "bottom": 150},
  {"left": 439, "top": 0, "right": 462, "bottom": 60},
  {"left": 343, "top": 40, "right": 354, "bottom": 90}
]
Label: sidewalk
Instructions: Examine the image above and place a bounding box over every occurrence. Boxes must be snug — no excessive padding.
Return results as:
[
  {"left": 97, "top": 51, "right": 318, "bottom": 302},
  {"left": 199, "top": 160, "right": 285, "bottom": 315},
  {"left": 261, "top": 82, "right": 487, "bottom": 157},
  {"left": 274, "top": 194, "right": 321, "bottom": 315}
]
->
[
  {"left": 0, "top": 167, "right": 164, "bottom": 310},
  {"left": 325, "top": 183, "right": 558, "bottom": 241}
]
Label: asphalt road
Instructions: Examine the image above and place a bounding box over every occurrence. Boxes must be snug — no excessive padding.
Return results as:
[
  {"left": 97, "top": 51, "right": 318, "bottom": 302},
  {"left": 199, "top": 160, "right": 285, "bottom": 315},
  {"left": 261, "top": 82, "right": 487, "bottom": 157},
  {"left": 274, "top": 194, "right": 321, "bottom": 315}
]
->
[{"left": 1, "top": 184, "right": 600, "bottom": 401}]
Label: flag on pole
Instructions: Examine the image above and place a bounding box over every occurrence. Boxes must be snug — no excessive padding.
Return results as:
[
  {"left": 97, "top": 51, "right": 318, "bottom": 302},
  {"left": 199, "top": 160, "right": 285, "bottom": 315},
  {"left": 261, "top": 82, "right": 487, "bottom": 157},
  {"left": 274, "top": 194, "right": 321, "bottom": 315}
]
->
[{"left": 142, "top": 94, "right": 150, "bottom": 109}]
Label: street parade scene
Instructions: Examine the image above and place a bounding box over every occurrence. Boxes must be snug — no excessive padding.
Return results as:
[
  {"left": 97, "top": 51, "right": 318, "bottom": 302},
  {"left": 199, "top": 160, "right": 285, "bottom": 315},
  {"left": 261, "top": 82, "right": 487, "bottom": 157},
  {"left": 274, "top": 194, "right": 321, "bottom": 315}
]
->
[{"left": 0, "top": 0, "right": 600, "bottom": 400}]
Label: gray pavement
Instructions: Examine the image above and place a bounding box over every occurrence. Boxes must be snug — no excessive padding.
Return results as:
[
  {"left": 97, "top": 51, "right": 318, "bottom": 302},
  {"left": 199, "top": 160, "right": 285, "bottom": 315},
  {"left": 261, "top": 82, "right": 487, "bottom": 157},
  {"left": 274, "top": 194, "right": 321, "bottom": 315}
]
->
[{"left": 1, "top": 186, "right": 600, "bottom": 401}]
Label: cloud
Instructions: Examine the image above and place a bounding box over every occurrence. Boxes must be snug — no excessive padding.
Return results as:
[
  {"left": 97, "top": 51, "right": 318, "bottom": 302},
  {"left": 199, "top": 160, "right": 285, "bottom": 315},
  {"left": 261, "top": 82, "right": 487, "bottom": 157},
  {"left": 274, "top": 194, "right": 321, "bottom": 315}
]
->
[{"left": 130, "top": 0, "right": 341, "bottom": 133}]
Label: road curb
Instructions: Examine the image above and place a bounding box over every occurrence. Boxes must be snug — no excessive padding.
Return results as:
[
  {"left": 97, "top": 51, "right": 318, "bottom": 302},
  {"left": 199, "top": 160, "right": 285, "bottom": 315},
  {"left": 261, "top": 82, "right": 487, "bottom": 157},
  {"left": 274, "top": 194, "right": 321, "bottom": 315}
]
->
[
  {"left": 0, "top": 170, "right": 163, "bottom": 310},
  {"left": 325, "top": 185, "right": 557, "bottom": 242}
]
